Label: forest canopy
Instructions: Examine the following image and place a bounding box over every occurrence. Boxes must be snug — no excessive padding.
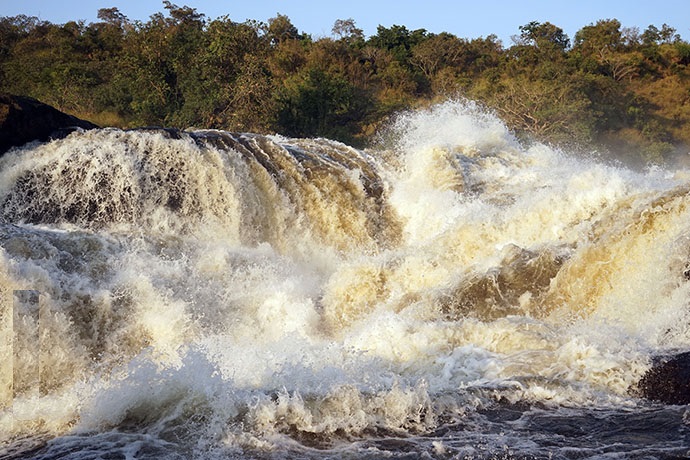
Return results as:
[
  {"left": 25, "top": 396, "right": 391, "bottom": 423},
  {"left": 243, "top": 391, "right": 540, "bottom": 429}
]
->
[{"left": 1, "top": 2, "right": 689, "bottom": 164}]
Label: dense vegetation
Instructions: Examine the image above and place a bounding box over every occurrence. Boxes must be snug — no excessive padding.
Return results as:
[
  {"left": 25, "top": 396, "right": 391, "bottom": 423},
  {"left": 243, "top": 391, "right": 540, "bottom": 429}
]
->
[{"left": 2, "top": 2, "right": 689, "bottom": 163}]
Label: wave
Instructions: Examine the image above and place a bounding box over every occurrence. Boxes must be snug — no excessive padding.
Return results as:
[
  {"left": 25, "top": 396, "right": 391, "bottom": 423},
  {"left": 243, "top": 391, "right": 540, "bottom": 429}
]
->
[{"left": 2, "top": 100, "right": 690, "bottom": 458}]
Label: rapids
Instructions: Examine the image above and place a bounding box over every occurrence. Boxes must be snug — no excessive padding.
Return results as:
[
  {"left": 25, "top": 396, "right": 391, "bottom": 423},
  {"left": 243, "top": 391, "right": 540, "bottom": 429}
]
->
[{"left": 1, "top": 101, "right": 689, "bottom": 458}]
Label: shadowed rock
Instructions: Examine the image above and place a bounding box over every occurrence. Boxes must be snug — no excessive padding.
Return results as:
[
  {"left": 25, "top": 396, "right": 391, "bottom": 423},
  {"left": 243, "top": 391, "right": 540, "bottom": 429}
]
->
[
  {"left": 637, "top": 351, "right": 690, "bottom": 405},
  {"left": 0, "top": 93, "right": 98, "bottom": 155}
]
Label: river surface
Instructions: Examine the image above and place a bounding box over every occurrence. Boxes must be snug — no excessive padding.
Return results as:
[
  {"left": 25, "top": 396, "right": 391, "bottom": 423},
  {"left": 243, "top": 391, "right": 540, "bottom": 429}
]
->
[{"left": 1, "top": 101, "right": 689, "bottom": 458}]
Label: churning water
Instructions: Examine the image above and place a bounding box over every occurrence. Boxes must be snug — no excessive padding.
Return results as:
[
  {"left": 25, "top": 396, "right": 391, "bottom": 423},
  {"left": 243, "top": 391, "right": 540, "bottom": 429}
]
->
[{"left": 1, "top": 101, "right": 689, "bottom": 459}]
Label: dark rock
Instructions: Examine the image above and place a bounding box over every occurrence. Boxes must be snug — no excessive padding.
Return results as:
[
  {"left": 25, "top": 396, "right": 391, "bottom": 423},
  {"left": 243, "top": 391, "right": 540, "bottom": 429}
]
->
[
  {"left": 0, "top": 93, "right": 99, "bottom": 155},
  {"left": 637, "top": 351, "right": 690, "bottom": 405}
]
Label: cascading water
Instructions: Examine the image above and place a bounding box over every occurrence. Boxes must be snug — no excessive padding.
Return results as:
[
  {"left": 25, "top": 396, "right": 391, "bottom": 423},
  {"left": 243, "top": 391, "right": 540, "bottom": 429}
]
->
[{"left": 1, "top": 101, "right": 689, "bottom": 459}]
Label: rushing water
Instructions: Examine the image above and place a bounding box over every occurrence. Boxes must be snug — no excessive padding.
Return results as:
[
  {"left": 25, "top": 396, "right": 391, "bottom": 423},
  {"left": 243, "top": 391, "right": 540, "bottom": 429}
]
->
[{"left": 1, "top": 101, "right": 690, "bottom": 459}]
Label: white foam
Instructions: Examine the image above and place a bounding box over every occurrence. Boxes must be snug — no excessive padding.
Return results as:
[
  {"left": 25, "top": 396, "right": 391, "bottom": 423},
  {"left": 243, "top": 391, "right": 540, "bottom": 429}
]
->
[{"left": 2, "top": 102, "right": 690, "bottom": 453}]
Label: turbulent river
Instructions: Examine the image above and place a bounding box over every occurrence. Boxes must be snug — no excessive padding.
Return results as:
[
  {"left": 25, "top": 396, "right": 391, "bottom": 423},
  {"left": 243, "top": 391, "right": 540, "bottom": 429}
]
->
[{"left": 1, "top": 101, "right": 689, "bottom": 459}]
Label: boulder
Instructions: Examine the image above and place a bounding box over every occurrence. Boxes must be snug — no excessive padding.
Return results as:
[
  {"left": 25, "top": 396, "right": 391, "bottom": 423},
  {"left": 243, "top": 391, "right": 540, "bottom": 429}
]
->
[
  {"left": 637, "top": 351, "right": 690, "bottom": 405},
  {"left": 0, "top": 93, "right": 98, "bottom": 155}
]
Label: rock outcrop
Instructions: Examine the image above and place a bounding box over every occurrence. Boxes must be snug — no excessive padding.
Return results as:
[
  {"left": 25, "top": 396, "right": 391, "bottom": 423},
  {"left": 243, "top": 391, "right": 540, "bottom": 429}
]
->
[
  {"left": 637, "top": 351, "right": 690, "bottom": 405},
  {"left": 0, "top": 93, "right": 98, "bottom": 155}
]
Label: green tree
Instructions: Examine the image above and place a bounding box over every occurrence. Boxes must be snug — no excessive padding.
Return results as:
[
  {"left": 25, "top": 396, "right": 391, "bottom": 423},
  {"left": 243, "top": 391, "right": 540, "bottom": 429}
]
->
[
  {"left": 117, "top": 2, "right": 210, "bottom": 126},
  {"left": 508, "top": 21, "right": 570, "bottom": 78},
  {"left": 572, "top": 19, "right": 641, "bottom": 80},
  {"left": 275, "top": 66, "right": 371, "bottom": 143},
  {"left": 368, "top": 25, "right": 428, "bottom": 65},
  {"left": 266, "top": 13, "right": 302, "bottom": 45},
  {"left": 201, "top": 16, "right": 270, "bottom": 129},
  {"left": 517, "top": 21, "right": 570, "bottom": 51},
  {"left": 642, "top": 24, "right": 680, "bottom": 45}
]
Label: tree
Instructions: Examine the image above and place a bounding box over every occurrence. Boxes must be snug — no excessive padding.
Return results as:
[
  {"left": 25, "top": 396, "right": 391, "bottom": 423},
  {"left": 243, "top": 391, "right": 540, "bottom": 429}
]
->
[
  {"left": 226, "top": 54, "right": 275, "bottom": 132},
  {"left": 201, "top": 16, "right": 269, "bottom": 129},
  {"left": 573, "top": 19, "right": 641, "bottom": 81},
  {"left": 642, "top": 24, "right": 680, "bottom": 45},
  {"left": 275, "top": 66, "right": 371, "bottom": 143},
  {"left": 97, "top": 7, "right": 127, "bottom": 26},
  {"left": 508, "top": 21, "right": 570, "bottom": 77},
  {"left": 0, "top": 16, "right": 41, "bottom": 84},
  {"left": 517, "top": 21, "right": 570, "bottom": 52},
  {"left": 266, "top": 13, "right": 301, "bottom": 45},
  {"left": 411, "top": 33, "right": 462, "bottom": 78},
  {"left": 487, "top": 74, "right": 594, "bottom": 144},
  {"left": 574, "top": 19, "right": 624, "bottom": 52},
  {"left": 332, "top": 18, "right": 364, "bottom": 45},
  {"left": 368, "top": 24, "right": 428, "bottom": 64}
]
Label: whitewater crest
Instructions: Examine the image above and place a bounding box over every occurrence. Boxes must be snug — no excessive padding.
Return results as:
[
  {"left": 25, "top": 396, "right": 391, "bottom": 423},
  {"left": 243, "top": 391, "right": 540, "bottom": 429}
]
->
[
  {"left": 2, "top": 101, "right": 690, "bottom": 458},
  {"left": 0, "top": 128, "right": 400, "bottom": 254}
]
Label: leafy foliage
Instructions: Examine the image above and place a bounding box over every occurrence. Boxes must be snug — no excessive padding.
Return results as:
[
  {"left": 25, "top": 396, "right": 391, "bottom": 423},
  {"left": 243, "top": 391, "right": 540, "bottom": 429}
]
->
[{"left": 1, "top": 4, "right": 689, "bottom": 161}]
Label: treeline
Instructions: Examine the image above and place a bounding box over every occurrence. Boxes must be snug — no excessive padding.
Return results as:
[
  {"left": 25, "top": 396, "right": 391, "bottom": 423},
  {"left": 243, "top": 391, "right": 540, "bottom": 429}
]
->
[{"left": 1, "top": 1, "right": 690, "bottom": 162}]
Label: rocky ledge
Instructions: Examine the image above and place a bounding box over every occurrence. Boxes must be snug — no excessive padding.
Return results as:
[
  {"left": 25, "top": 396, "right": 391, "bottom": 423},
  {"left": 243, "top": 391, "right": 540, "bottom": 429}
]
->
[
  {"left": 636, "top": 351, "right": 690, "bottom": 405},
  {"left": 0, "top": 93, "right": 99, "bottom": 155}
]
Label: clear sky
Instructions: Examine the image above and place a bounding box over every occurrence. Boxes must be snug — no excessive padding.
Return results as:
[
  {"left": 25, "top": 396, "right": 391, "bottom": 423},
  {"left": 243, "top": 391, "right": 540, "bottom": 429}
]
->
[{"left": 1, "top": 0, "right": 689, "bottom": 46}]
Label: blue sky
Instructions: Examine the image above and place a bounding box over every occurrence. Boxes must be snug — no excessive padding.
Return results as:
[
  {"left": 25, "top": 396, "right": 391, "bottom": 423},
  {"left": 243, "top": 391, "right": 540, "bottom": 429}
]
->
[{"left": 1, "top": 0, "right": 688, "bottom": 46}]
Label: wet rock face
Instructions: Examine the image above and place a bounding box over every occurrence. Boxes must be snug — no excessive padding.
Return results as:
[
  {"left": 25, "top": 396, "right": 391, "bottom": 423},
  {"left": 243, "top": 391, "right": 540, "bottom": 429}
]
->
[
  {"left": 637, "top": 351, "right": 690, "bottom": 405},
  {"left": 0, "top": 93, "right": 98, "bottom": 155}
]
